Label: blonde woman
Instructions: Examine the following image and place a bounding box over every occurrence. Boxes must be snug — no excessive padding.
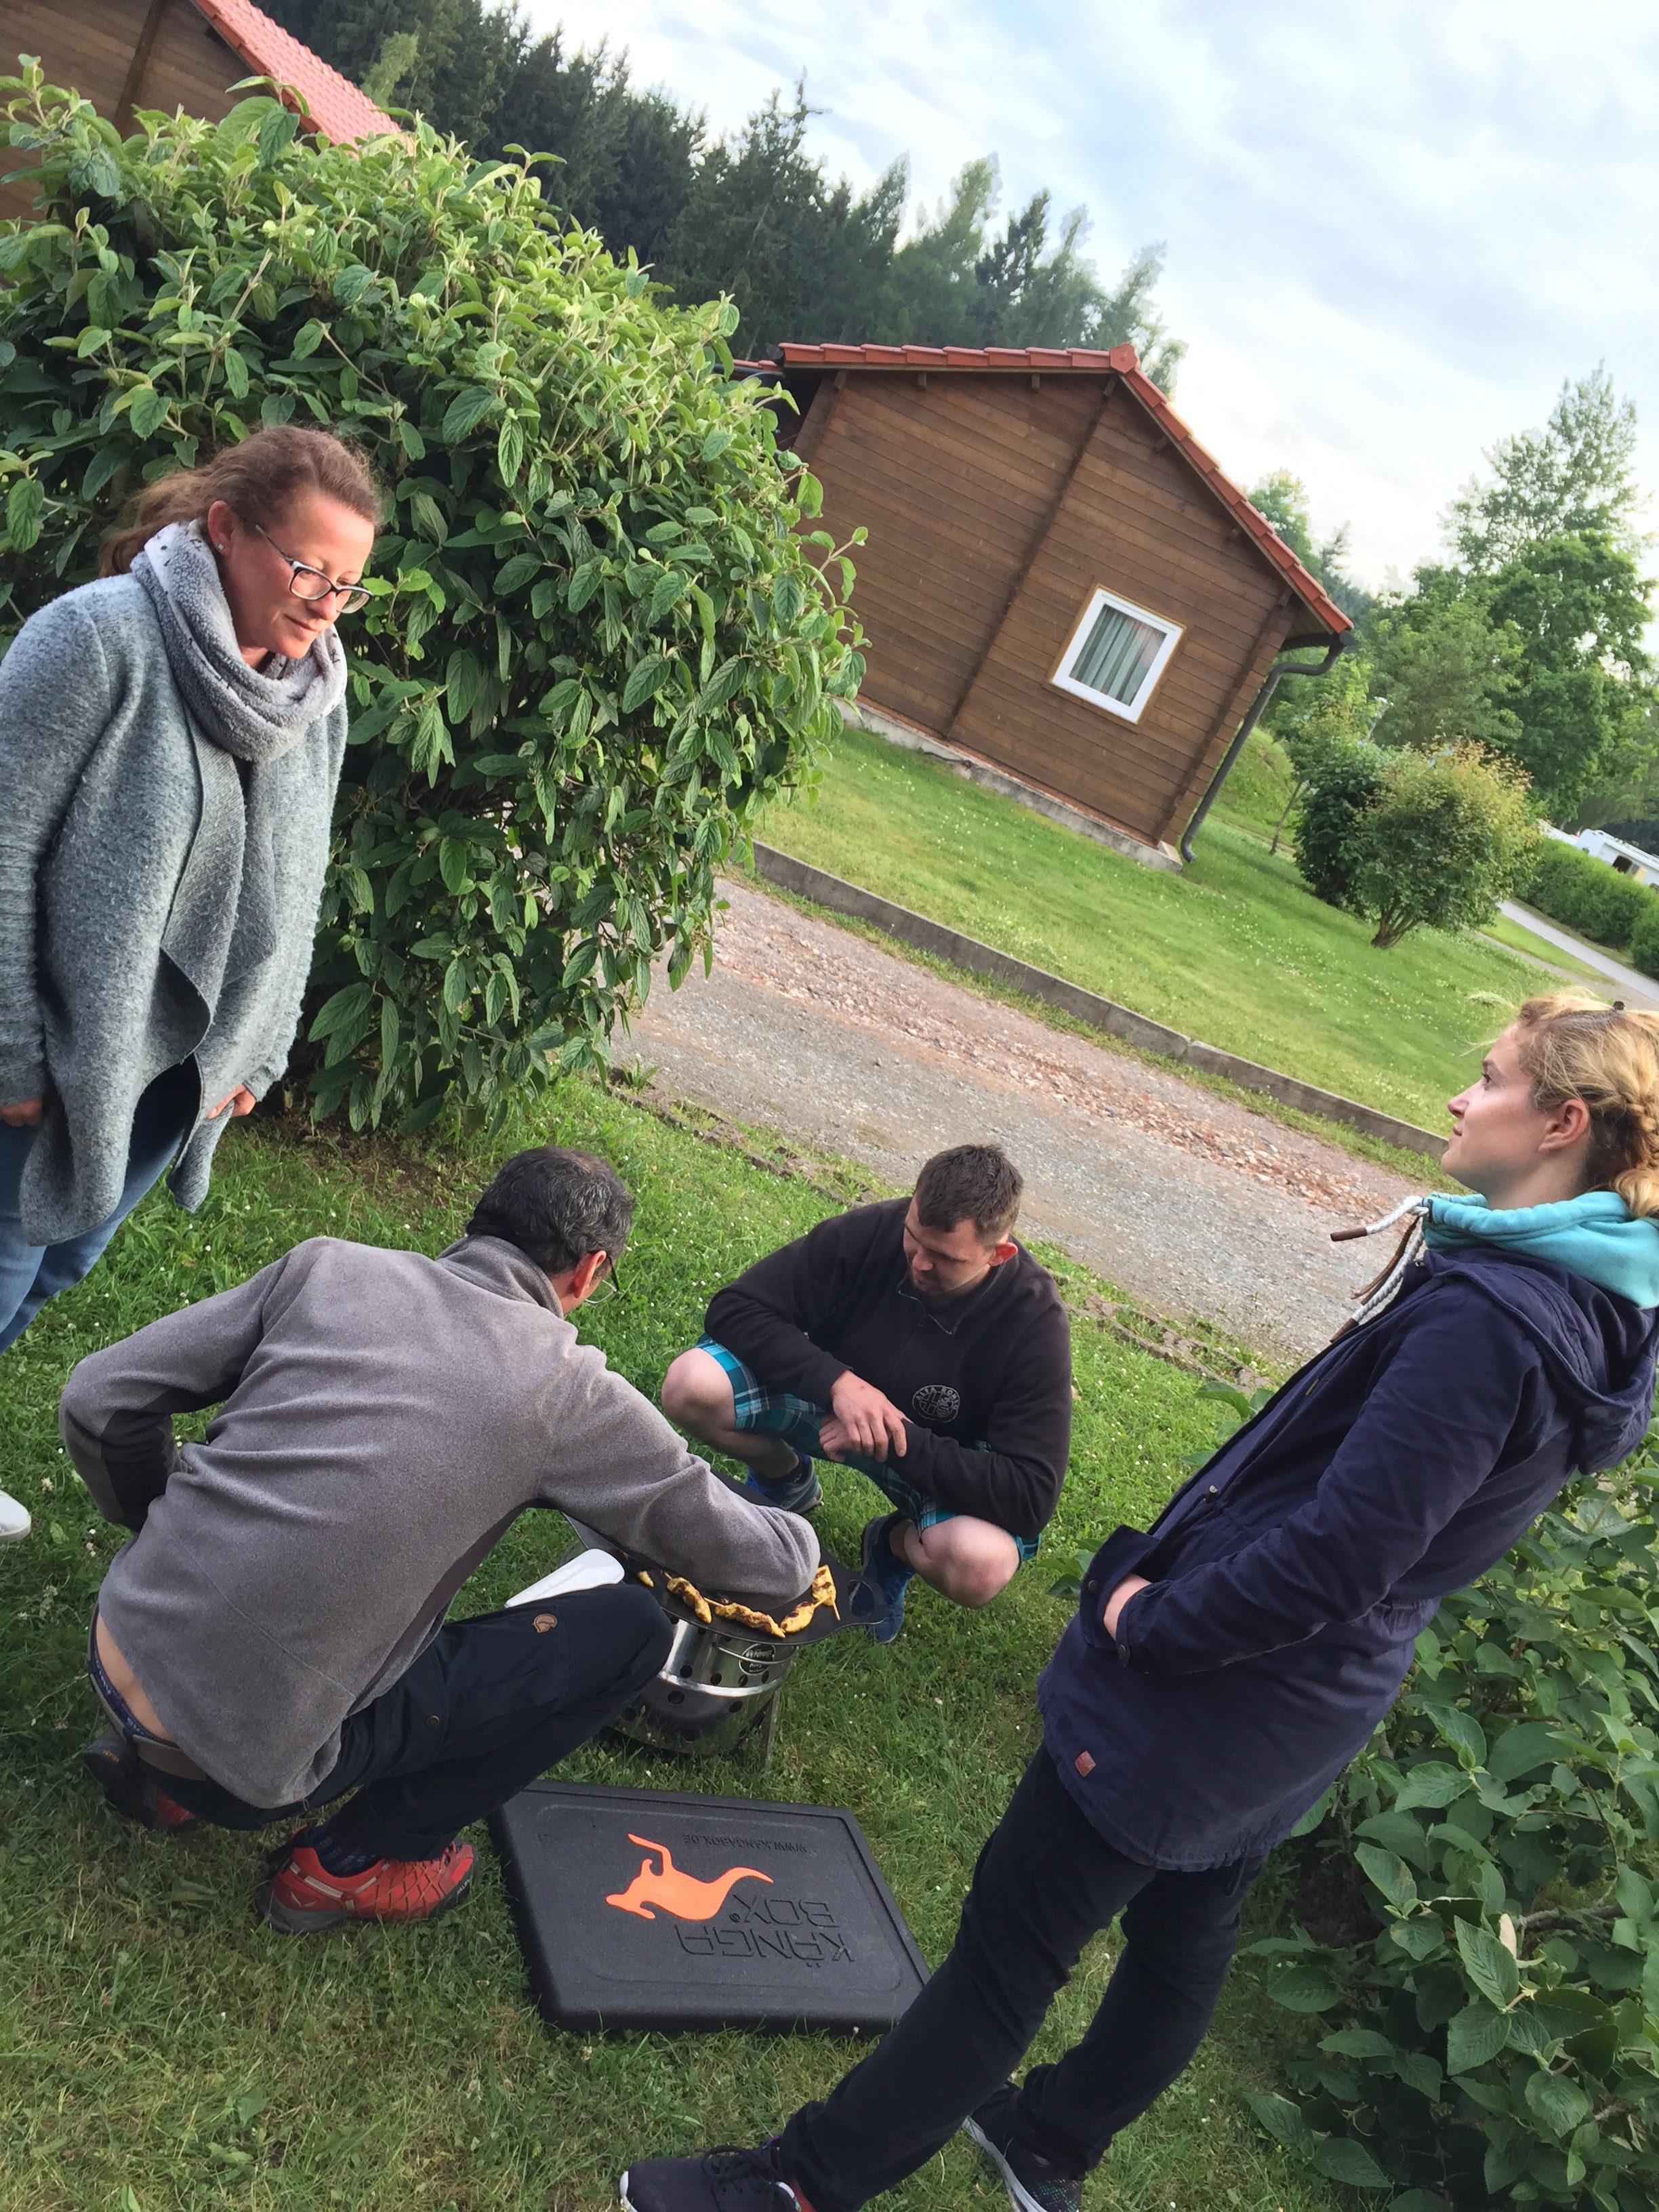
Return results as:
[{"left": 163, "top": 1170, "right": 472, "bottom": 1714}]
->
[
  {"left": 0, "top": 426, "right": 378, "bottom": 1538},
  {"left": 620, "top": 994, "right": 1659, "bottom": 2212}
]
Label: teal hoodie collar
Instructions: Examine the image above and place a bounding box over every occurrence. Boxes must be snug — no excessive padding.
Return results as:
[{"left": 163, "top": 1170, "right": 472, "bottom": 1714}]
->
[{"left": 1422, "top": 1190, "right": 1659, "bottom": 1310}]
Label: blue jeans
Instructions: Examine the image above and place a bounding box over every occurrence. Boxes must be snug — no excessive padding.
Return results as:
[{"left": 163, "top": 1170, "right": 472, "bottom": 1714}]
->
[{"left": 0, "top": 1063, "right": 199, "bottom": 1354}]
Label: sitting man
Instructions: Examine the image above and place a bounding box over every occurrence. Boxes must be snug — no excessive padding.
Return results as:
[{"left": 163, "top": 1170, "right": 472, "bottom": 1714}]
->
[
  {"left": 661, "top": 1143, "right": 1071, "bottom": 1641},
  {"left": 67, "top": 1145, "right": 817, "bottom": 1933}
]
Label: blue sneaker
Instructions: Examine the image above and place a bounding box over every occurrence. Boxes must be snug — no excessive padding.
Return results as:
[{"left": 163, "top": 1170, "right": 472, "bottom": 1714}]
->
[
  {"left": 741, "top": 1450, "right": 821, "bottom": 1515},
  {"left": 859, "top": 1512, "right": 915, "bottom": 1643}
]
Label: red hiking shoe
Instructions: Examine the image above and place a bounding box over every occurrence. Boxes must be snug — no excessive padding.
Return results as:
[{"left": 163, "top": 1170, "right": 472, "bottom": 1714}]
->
[{"left": 255, "top": 1835, "right": 476, "bottom": 1933}]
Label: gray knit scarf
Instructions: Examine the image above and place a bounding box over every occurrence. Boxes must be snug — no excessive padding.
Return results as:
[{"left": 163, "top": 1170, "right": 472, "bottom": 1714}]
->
[{"left": 133, "top": 519, "right": 347, "bottom": 764}]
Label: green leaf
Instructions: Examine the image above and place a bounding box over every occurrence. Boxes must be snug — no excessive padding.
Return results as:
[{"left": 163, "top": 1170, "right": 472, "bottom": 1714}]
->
[
  {"left": 701, "top": 424, "right": 733, "bottom": 463},
  {"left": 1393, "top": 2049, "right": 1443, "bottom": 2101},
  {"left": 442, "top": 386, "right": 500, "bottom": 443},
  {"left": 1355, "top": 1844, "right": 1418, "bottom": 1912},
  {"left": 1320, "top": 2027, "right": 1394, "bottom": 2059},
  {"left": 1269, "top": 1965, "right": 1343, "bottom": 2013},
  {"left": 1393, "top": 1761, "right": 1469, "bottom": 1811},
  {"left": 1454, "top": 1917, "right": 1521, "bottom": 2009},
  {"left": 1523, "top": 2068, "right": 1592, "bottom": 2138},
  {"left": 621, "top": 655, "right": 669, "bottom": 714},
  {"left": 5, "top": 476, "right": 44, "bottom": 552},
  {"left": 1389, "top": 1916, "right": 1446, "bottom": 1961},
  {"left": 129, "top": 384, "right": 170, "bottom": 438},
  {"left": 446, "top": 649, "right": 482, "bottom": 722},
  {"left": 256, "top": 102, "right": 301, "bottom": 165},
  {"left": 438, "top": 838, "right": 470, "bottom": 895},
  {"left": 409, "top": 491, "right": 449, "bottom": 545},
  {"left": 291, "top": 319, "right": 327, "bottom": 359},
  {"left": 1423, "top": 1702, "right": 1487, "bottom": 1767},
  {"left": 495, "top": 552, "right": 540, "bottom": 594},
  {"left": 1288, "top": 1786, "right": 1334, "bottom": 1838},
  {"left": 1240, "top": 2091, "right": 1312, "bottom": 2154},
  {"left": 1488, "top": 1720, "right": 1561, "bottom": 1782},
  {"left": 307, "top": 982, "right": 371, "bottom": 1042},
  {"left": 1446, "top": 1999, "right": 1510, "bottom": 2073},
  {"left": 1309, "top": 2135, "right": 1390, "bottom": 2189}
]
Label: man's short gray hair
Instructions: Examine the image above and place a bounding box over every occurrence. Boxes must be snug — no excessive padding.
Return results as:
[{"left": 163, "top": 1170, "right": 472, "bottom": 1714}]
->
[{"left": 466, "top": 1147, "right": 633, "bottom": 1275}]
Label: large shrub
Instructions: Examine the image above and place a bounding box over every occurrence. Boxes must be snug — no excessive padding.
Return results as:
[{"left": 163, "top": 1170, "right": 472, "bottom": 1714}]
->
[
  {"left": 0, "top": 68, "right": 863, "bottom": 1128},
  {"left": 1246, "top": 1444, "right": 1659, "bottom": 2211},
  {"left": 1343, "top": 746, "right": 1538, "bottom": 950},
  {"left": 1293, "top": 739, "right": 1389, "bottom": 907},
  {"left": 1294, "top": 742, "right": 1536, "bottom": 949},
  {"left": 1526, "top": 843, "right": 1655, "bottom": 956}
]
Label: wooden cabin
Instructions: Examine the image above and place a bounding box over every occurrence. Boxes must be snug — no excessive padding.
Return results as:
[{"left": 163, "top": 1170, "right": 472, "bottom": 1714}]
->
[
  {"left": 3, "top": 0, "right": 392, "bottom": 225},
  {"left": 765, "top": 342, "right": 1352, "bottom": 865}
]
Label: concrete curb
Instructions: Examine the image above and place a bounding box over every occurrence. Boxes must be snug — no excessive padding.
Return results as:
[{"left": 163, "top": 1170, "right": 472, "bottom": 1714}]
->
[{"left": 750, "top": 844, "right": 1448, "bottom": 1164}]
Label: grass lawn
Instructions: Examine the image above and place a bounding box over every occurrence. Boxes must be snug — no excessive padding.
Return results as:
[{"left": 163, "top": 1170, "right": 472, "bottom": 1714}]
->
[
  {"left": 0, "top": 1087, "right": 1341, "bottom": 2212},
  {"left": 760, "top": 722, "right": 1578, "bottom": 1131}
]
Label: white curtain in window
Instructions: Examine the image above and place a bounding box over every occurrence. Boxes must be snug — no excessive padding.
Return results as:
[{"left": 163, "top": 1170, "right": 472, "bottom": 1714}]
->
[{"left": 1071, "top": 603, "right": 1165, "bottom": 705}]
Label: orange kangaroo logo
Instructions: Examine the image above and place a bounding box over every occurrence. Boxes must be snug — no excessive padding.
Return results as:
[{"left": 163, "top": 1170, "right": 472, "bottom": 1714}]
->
[{"left": 605, "top": 1834, "right": 772, "bottom": 1921}]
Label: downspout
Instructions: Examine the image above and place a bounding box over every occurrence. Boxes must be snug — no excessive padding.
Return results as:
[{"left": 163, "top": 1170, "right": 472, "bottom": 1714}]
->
[{"left": 1179, "top": 634, "right": 1348, "bottom": 865}]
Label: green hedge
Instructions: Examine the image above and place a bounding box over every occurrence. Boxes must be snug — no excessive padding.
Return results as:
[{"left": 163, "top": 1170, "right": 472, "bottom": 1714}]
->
[
  {"left": 1246, "top": 1439, "right": 1659, "bottom": 2211},
  {"left": 0, "top": 70, "right": 863, "bottom": 1130},
  {"left": 1525, "top": 843, "right": 1656, "bottom": 956}
]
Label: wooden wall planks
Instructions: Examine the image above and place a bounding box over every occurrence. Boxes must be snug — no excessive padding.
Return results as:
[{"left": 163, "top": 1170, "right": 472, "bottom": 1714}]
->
[
  {"left": 792, "top": 361, "right": 1323, "bottom": 850},
  {"left": 2, "top": 0, "right": 245, "bottom": 224}
]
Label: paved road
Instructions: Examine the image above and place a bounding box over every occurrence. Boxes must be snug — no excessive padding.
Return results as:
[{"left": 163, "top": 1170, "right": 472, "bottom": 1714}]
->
[
  {"left": 630, "top": 880, "right": 1422, "bottom": 1366},
  {"left": 1498, "top": 902, "right": 1659, "bottom": 1008}
]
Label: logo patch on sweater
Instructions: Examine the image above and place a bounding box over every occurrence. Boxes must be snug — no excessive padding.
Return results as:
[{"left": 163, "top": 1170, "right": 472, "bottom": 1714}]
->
[{"left": 912, "top": 1383, "right": 961, "bottom": 1422}]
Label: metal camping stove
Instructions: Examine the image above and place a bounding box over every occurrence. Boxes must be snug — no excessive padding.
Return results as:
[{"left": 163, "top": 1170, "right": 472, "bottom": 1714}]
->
[{"left": 611, "top": 1610, "right": 798, "bottom": 1765}]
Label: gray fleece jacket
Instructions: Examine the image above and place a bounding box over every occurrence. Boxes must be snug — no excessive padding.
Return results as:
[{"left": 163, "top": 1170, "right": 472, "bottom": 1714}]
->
[
  {"left": 61, "top": 1234, "right": 819, "bottom": 1807},
  {"left": 0, "top": 567, "right": 346, "bottom": 1244}
]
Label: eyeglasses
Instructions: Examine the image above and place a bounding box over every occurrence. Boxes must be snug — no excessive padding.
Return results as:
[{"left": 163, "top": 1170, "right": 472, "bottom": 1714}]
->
[
  {"left": 247, "top": 518, "right": 371, "bottom": 615},
  {"left": 583, "top": 1255, "right": 623, "bottom": 1307}
]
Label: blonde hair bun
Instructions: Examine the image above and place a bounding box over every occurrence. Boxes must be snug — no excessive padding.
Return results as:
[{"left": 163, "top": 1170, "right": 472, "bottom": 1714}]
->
[{"left": 1514, "top": 994, "right": 1659, "bottom": 1220}]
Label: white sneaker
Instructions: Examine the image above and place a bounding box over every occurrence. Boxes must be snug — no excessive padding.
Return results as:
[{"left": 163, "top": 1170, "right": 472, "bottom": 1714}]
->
[{"left": 0, "top": 1489, "right": 31, "bottom": 1542}]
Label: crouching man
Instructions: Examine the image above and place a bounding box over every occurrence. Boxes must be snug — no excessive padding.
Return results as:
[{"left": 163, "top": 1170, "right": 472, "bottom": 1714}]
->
[
  {"left": 66, "top": 1145, "right": 817, "bottom": 1933},
  {"left": 661, "top": 1144, "right": 1071, "bottom": 1641}
]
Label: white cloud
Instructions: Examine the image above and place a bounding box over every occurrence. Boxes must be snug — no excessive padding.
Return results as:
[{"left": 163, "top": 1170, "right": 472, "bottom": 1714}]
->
[{"left": 527, "top": 0, "right": 1659, "bottom": 588}]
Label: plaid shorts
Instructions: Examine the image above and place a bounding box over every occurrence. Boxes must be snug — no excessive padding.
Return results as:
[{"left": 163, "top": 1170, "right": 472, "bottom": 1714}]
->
[{"left": 699, "top": 1336, "right": 1038, "bottom": 1562}]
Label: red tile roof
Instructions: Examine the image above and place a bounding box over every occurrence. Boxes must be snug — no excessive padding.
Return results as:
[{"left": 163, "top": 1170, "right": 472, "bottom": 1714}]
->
[
  {"left": 772, "top": 341, "right": 1352, "bottom": 638},
  {"left": 190, "top": 0, "right": 397, "bottom": 145}
]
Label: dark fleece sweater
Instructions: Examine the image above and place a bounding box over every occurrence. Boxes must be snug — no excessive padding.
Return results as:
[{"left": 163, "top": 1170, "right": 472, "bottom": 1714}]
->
[
  {"left": 1040, "top": 1249, "right": 1659, "bottom": 1868},
  {"left": 703, "top": 1197, "right": 1073, "bottom": 1540}
]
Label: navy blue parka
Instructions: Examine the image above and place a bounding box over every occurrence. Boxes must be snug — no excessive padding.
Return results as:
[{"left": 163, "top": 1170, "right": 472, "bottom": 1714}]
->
[{"left": 1039, "top": 1249, "right": 1659, "bottom": 1869}]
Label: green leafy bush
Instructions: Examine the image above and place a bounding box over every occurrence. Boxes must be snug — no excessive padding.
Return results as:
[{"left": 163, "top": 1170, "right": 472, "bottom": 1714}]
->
[
  {"left": 1294, "top": 739, "right": 1388, "bottom": 907},
  {"left": 1525, "top": 842, "right": 1656, "bottom": 957},
  {"left": 1296, "top": 742, "right": 1537, "bottom": 950},
  {"left": 0, "top": 68, "right": 863, "bottom": 1128},
  {"left": 1626, "top": 903, "right": 1659, "bottom": 985},
  {"left": 1248, "top": 1445, "right": 1659, "bottom": 2210}
]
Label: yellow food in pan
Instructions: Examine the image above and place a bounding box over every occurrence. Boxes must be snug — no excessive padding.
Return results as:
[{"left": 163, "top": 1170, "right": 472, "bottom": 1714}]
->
[{"left": 657, "top": 1561, "right": 840, "bottom": 1639}]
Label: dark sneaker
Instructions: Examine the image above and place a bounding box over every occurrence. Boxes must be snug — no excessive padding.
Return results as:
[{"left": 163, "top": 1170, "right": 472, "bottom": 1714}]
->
[
  {"left": 81, "top": 1728, "right": 200, "bottom": 1835},
  {"left": 618, "top": 2140, "right": 813, "bottom": 2211},
  {"left": 858, "top": 1511, "right": 915, "bottom": 1644},
  {"left": 966, "top": 2086, "right": 1084, "bottom": 2212},
  {"left": 255, "top": 1835, "right": 475, "bottom": 1933},
  {"left": 741, "top": 1451, "right": 821, "bottom": 1515}
]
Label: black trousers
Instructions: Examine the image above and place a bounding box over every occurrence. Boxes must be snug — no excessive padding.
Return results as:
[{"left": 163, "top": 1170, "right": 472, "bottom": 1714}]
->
[
  {"left": 163, "top": 1586, "right": 672, "bottom": 1860},
  {"left": 780, "top": 1745, "right": 1261, "bottom": 2212}
]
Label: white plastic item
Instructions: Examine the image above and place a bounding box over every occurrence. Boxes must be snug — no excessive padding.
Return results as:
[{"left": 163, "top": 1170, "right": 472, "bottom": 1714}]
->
[{"left": 507, "top": 1549, "right": 626, "bottom": 1607}]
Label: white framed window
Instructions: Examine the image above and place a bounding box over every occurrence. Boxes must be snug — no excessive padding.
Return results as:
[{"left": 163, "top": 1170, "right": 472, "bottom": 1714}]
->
[{"left": 1050, "top": 587, "right": 1183, "bottom": 724}]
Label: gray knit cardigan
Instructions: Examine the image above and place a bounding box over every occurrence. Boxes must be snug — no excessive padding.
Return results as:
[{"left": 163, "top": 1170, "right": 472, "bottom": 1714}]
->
[{"left": 0, "top": 577, "right": 348, "bottom": 1244}]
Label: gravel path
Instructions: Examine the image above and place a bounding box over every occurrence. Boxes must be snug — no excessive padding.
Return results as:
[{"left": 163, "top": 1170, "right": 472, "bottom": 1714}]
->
[{"left": 630, "top": 880, "right": 1424, "bottom": 1364}]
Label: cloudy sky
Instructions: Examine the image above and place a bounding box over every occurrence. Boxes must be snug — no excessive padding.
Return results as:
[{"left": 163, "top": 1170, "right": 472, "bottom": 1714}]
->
[{"left": 527, "top": 0, "right": 1656, "bottom": 594}]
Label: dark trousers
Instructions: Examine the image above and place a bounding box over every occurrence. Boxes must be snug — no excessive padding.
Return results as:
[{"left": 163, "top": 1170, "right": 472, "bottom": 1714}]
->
[
  {"left": 781, "top": 1745, "right": 1261, "bottom": 2212},
  {"left": 162, "top": 1587, "right": 672, "bottom": 1860},
  {"left": 0, "top": 1063, "right": 198, "bottom": 1354}
]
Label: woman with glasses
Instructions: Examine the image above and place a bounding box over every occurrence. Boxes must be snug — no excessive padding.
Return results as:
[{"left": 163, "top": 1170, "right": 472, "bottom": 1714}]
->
[{"left": 0, "top": 425, "right": 379, "bottom": 1519}]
